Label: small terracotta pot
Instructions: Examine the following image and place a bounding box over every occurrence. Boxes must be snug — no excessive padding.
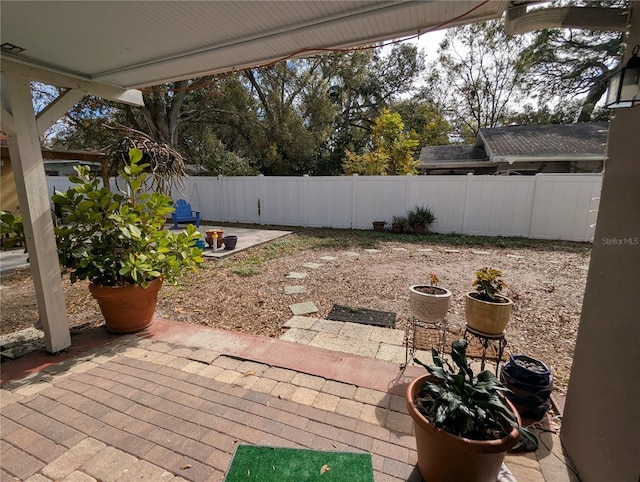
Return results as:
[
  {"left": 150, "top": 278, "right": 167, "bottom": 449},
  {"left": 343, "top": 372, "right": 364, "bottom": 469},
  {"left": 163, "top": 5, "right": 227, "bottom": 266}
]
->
[{"left": 406, "top": 374, "right": 520, "bottom": 482}]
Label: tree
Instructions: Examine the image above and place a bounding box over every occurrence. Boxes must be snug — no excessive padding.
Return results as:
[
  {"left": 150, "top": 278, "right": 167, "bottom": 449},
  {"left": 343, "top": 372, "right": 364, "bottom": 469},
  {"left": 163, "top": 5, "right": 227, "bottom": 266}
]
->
[
  {"left": 391, "top": 98, "right": 451, "bottom": 147},
  {"left": 343, "top": 108, "right": 418, "bottom": 175},
  {"left": 435, "top": 20, "right": 530, "bottom": 141},
  {"left": 518, "top": 0, "right": 627, "bottom": 122}
]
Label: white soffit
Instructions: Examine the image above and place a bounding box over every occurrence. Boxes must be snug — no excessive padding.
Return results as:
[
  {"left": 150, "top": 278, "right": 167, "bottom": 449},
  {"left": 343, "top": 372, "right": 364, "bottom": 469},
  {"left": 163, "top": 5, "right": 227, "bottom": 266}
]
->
[{"left": 0, "top": 1, "right": 509, "bottom": 89}]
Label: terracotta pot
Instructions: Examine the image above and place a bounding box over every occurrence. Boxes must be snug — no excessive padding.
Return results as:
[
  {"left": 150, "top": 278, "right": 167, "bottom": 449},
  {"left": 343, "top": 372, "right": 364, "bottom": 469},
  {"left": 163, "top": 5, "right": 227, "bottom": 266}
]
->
[
  {"left": 391, "top": 223, "right": 404, "bottom": 234},
  {"left": 406, "top": 374, "right": 521, "bottom": 482},
  {"left": 414, "top": 223, "right": 427, "bottom": 234},
  {"left": 372, "top": 221, "right": 386, "bottom": 232},
  {"left": 89, "top": 278, "right": 162, "bottom": 333},
  {"left": 205, "top": 229, "right": 225, "bottom": 248},
  {"left": 465, "top": 292, "right": 513, "bottom": 335},
  {"left": 409, "top": 285, "right": 452, "bottom": 323}
]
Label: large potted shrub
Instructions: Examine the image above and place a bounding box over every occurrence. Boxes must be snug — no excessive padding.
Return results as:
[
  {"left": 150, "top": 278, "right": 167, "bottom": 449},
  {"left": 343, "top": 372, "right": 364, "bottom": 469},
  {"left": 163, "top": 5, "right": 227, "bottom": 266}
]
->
[
  {"left": 53, "top": 148, "right": 202, "bottom": 333},
  {"left": 465, "top": 267, "right": 513, "bottom": 335},
  {"left": 406, "top": 339, "right": 536, "bottom": 482}
]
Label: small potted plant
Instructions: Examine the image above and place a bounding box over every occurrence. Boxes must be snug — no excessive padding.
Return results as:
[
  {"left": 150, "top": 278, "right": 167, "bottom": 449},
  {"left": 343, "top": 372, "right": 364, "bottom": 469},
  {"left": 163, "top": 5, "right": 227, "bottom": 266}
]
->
[
  {"left": 465, "top": 267, "right": 513, "bottom": 335},
  {"left": 391, "top": 215, "right": 407, "bottom": 233},
  {"left": 372, "top": 220, "right": 386, "bottom": 232},
  {"left": 406, "top": 339, "right": 536, "bottom": 482},
  {"left": 409, "top": 273, "right": 452, "bottom": 323},
  {"left": 406, "top": 205, "right": 436, "bottom": 234},
  {"left": 53, "top": 148, "right": 202, "bottom": 333}
]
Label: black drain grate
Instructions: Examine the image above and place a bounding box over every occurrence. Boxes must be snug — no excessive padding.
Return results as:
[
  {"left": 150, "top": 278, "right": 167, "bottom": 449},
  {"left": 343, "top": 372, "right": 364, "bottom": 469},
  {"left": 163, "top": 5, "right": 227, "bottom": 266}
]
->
[{"left": 327, "top": 305, "right": 396, "bottom": 328}]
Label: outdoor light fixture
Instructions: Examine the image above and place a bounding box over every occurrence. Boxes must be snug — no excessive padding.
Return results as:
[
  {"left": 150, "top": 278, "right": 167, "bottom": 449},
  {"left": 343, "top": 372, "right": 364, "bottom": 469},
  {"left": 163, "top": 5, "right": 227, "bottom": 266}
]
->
[{"left": 605, "top": 44, "right": 640, "bottom": 109}]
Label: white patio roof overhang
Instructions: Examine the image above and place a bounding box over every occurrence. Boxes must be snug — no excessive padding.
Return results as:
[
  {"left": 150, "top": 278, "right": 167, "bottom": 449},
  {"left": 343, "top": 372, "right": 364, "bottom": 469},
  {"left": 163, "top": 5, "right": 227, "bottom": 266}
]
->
[{"left": 1, "top": 2, "right": 639, "bottom": 481}]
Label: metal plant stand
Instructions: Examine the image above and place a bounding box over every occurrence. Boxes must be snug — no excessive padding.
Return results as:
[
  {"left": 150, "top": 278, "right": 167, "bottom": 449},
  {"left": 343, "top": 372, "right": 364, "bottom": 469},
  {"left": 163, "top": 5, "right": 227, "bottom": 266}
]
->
[
  {"left": 463, "top": 325, "right": 507, "bottom": 376},
  {"left": 402, "top": 317, "right": 448, "bottom": 369}
]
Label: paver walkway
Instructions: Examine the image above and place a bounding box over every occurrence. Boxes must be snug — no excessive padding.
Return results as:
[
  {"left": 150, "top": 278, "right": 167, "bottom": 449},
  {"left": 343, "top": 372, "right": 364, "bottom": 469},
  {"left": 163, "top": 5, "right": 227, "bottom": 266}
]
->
[{"left": 0, "top": 320, "right": 577, "bottom": 482}]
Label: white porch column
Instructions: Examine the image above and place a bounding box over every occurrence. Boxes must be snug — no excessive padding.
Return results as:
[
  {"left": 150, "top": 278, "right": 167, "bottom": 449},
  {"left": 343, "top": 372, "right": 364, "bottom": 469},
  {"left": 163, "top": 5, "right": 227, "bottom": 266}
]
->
[
  {"left": 2, "top": 71, "right": 71, "bottom": 352},
  {"left": 560, "top": 7, "right": 640, "bottom": 481}
]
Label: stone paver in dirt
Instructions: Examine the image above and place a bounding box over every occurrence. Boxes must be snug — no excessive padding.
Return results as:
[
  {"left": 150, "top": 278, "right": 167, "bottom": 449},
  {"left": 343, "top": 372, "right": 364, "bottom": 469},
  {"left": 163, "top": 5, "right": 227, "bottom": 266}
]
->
[
  {"left": 471, "top": 250, "right": 491, "bottom": 255},
  {"left": 319, "top": 256, "right": 337, "bottom": 261},
  {"left": 284, "top": 286, "right": 307, "bottom": 295},
  {"left": 285, "top": 272, "right": 308, "bottom": 279},
  {"left": 289, "top": 301, "right": 319, "bottom": 315},
  {"left": 418, "top": 248, "right": 434, "bottom": 252},
  {"left": 302, "top": 262, "right": 324, "bottom": 269},
  {"left": 391, "top": 247, "right": 407, "bottom": 251},
  {"left": 343, "top": 251, "right": 360, "bottom": 257},
  {"left": 444, "top": 249, "right": 461, "bottom": 253},
  {"left": 364, "top": 249, "right": 380, "bottom": 253}
]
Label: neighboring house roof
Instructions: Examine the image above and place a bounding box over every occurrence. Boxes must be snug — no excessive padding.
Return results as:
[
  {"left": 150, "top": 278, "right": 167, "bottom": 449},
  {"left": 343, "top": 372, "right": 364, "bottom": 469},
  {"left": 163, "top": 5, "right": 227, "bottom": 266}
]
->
[
  {"left": 418, "top": 145, "right": 492, "bottom": 169},
  {"left": 478, "top": 122, "right": 608, "bottom": 164},
  {"left": 418, "top": 122, "right": 608, "bottom": 171}
]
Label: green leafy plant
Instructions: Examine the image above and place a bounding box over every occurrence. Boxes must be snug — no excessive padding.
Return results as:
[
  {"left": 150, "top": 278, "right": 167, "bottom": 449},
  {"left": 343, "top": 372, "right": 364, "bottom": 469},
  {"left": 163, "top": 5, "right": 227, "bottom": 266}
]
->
[
  {"left": 0, "top": 210, "right": 25, "bottom": 250},
  {"left": 472, "top": 267, "right": 507, "bottom": 301},
  {"left": 406, "top": 205, "right": 436, "bottom": 230},
  {"left": 413, "top": 339, "right": 536, "bottom": 446},
  {"left": 52, "top": 148, "right": 202, "bottom": 287}
]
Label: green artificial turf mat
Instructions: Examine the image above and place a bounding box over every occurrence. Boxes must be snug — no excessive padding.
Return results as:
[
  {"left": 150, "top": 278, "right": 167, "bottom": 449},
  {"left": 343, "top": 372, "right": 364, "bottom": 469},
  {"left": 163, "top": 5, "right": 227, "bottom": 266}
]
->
[{"left": 224, "top": 445, "right": 374, "bottom": 482}]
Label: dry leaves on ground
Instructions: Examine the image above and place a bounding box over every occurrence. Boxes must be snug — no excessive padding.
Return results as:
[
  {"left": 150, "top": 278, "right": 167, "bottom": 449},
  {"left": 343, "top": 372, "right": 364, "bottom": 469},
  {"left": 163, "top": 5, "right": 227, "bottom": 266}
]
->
[{"left": 0, "top": 230, "right": 590, "bottom": 393}]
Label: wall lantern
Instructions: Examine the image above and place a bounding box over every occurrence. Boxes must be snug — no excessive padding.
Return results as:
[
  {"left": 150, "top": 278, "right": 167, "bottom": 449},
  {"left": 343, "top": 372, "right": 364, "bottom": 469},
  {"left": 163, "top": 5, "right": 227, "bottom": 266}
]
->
[{"left": 605, "top": 44, "right": 640, "bottom": 109}]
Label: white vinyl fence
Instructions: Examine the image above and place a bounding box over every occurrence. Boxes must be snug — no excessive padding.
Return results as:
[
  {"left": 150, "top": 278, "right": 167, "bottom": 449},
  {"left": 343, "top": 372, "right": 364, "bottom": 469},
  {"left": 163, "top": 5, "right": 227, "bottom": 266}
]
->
[{"left": 47, "top": 173, "right": 602, "bottom": 242}]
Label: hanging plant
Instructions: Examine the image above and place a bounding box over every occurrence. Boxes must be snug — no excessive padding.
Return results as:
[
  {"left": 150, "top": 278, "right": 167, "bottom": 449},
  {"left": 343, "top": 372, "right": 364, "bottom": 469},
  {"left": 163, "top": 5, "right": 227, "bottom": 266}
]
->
[{"left": 104, "top": 125, "right": 187, "bottom": 195}]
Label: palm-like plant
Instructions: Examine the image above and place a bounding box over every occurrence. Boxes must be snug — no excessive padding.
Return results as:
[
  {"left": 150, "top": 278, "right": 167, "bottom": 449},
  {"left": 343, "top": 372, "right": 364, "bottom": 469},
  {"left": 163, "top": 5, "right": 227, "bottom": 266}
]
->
[{"left": 413, "top": 339, "right": 536, "bottom": 446}]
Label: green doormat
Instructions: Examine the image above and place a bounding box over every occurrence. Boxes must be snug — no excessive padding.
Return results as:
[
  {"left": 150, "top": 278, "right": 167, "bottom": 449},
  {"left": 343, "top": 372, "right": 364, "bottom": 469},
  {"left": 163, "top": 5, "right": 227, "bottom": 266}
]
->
[{"left": 224, "top": 445, "right": 374, "bottom": 482}]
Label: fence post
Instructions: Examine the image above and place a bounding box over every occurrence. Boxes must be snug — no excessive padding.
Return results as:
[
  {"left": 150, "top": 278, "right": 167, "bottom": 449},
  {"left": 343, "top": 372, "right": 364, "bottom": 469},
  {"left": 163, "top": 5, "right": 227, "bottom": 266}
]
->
[
  {"left": 303, "top": 174, "right": 309, "bottom": 227},
  {"left": 529, "top": 174, "right": 543, "bottom": 238},
  {"left": 461, "top": 173, "right": 473, "bottom": 234},
  {"left": 258, "top": 174, "right": 264, "bottom": 225},
  {"left": 216, "top": 175, "right": 224, "bottom": 222},
  {"left": 351, "top": 174, "right": 359, "bottom": 229}
]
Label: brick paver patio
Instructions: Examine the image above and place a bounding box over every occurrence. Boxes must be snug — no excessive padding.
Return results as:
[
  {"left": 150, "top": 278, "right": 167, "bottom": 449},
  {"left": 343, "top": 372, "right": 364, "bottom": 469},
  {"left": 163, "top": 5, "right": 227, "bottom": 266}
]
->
[{"left": 0, "top": 319, "right": 575, "bottom": 481}]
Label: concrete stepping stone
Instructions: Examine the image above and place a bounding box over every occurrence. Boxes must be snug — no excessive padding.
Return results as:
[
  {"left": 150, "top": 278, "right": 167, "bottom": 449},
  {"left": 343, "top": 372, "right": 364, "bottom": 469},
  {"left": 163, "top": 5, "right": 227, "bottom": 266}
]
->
[
  {"left": 284, "top": 285, "right": 307, "bottom": 294},
  {"left": 419, "top": 248, "right": 434, "bottom": 252},
  {"left": 445, "top": 249, "right": 461, "bottom": 254},
  {"left": 391, "top": 247, "right": 407, "bottom": 251},
  {"left": 364, "top": 249, "right": 380, "bottom": 253},
  {"left": 471, "top": 250, "right": 490, "bottom": 255},
  {"left": 319, "top": 256, "right": 337, "bottom": 261},
  {"left": 289, "top": 301, "right": 319, "bottom": 315},
  {"left": 343, "top": 251, "right": 360, "bottom": 257},
  {"left": 302, "top": 262, "right": 324, "bottom": 269},
  {"left": 506, "top": 254, "right": 523, "bottom": 259},
  {"left": 577, "top": 265, "right": 590, "bottom": 271},
  {"left": 286, "top": 272, "right": 308, "bottom": 279}
]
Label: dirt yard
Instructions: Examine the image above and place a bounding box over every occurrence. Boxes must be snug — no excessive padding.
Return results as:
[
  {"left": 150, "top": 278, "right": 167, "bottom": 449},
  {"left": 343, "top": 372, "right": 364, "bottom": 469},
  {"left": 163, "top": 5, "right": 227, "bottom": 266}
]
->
[{"left": 0, "top": 229, "right": 590, "bottom": 393}]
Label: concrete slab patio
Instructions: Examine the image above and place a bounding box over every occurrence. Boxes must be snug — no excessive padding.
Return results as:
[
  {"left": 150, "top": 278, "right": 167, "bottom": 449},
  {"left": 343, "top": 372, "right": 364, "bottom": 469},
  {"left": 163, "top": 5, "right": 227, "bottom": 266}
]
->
[{"left": 0, "top": 318, "right": 578, "bottom": 482}]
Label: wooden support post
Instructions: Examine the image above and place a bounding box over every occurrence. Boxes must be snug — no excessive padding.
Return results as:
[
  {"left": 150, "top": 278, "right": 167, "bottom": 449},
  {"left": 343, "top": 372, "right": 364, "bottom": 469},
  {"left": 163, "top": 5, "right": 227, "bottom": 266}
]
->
[{"left": 2, "top": 71, "right": 71, "bottom": 353}]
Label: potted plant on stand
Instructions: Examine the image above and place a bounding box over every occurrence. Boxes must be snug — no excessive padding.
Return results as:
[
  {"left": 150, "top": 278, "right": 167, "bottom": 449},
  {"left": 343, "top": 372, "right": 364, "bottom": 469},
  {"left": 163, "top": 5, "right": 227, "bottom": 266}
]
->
[
  {"left": 53, "top": 148, "right": 202, "bottom": 333},
  {"left": 406, "top": 339, "right": 536, "bottom": 482},
  {"left": 409, "top": 273, "right": 451, "bottom": 323},
  {"left": 465, "top": 267, "right": 513, "bottom": 335}
]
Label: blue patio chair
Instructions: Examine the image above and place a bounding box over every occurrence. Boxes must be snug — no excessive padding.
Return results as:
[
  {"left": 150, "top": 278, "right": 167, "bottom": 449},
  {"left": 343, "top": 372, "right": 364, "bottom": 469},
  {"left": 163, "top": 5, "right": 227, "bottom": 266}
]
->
[{"left": 172, "top": 199, "right": 200, "bottom": 228}]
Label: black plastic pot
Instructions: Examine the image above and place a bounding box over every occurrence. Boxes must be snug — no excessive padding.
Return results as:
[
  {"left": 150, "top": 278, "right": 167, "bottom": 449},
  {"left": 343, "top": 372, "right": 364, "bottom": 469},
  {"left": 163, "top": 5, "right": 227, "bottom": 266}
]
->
[{"left": 223, "top": 235, "right": 238, "bottom": 250}]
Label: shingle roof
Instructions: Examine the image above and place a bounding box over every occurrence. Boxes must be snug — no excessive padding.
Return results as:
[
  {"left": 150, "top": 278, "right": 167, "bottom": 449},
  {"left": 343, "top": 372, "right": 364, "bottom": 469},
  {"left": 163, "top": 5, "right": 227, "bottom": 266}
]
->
[
  {"left": 479, "top": 122, "right": 608, "bottom": 160},
  {"left": 419, "top": 145, "right": 488, "bottom": 164}
]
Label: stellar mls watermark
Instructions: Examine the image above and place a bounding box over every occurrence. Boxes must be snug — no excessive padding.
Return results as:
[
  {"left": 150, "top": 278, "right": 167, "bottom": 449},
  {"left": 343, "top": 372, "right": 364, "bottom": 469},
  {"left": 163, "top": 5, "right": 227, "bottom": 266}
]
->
[{"left": 601, "top": 237, "right": 639, "bottom": 245}]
